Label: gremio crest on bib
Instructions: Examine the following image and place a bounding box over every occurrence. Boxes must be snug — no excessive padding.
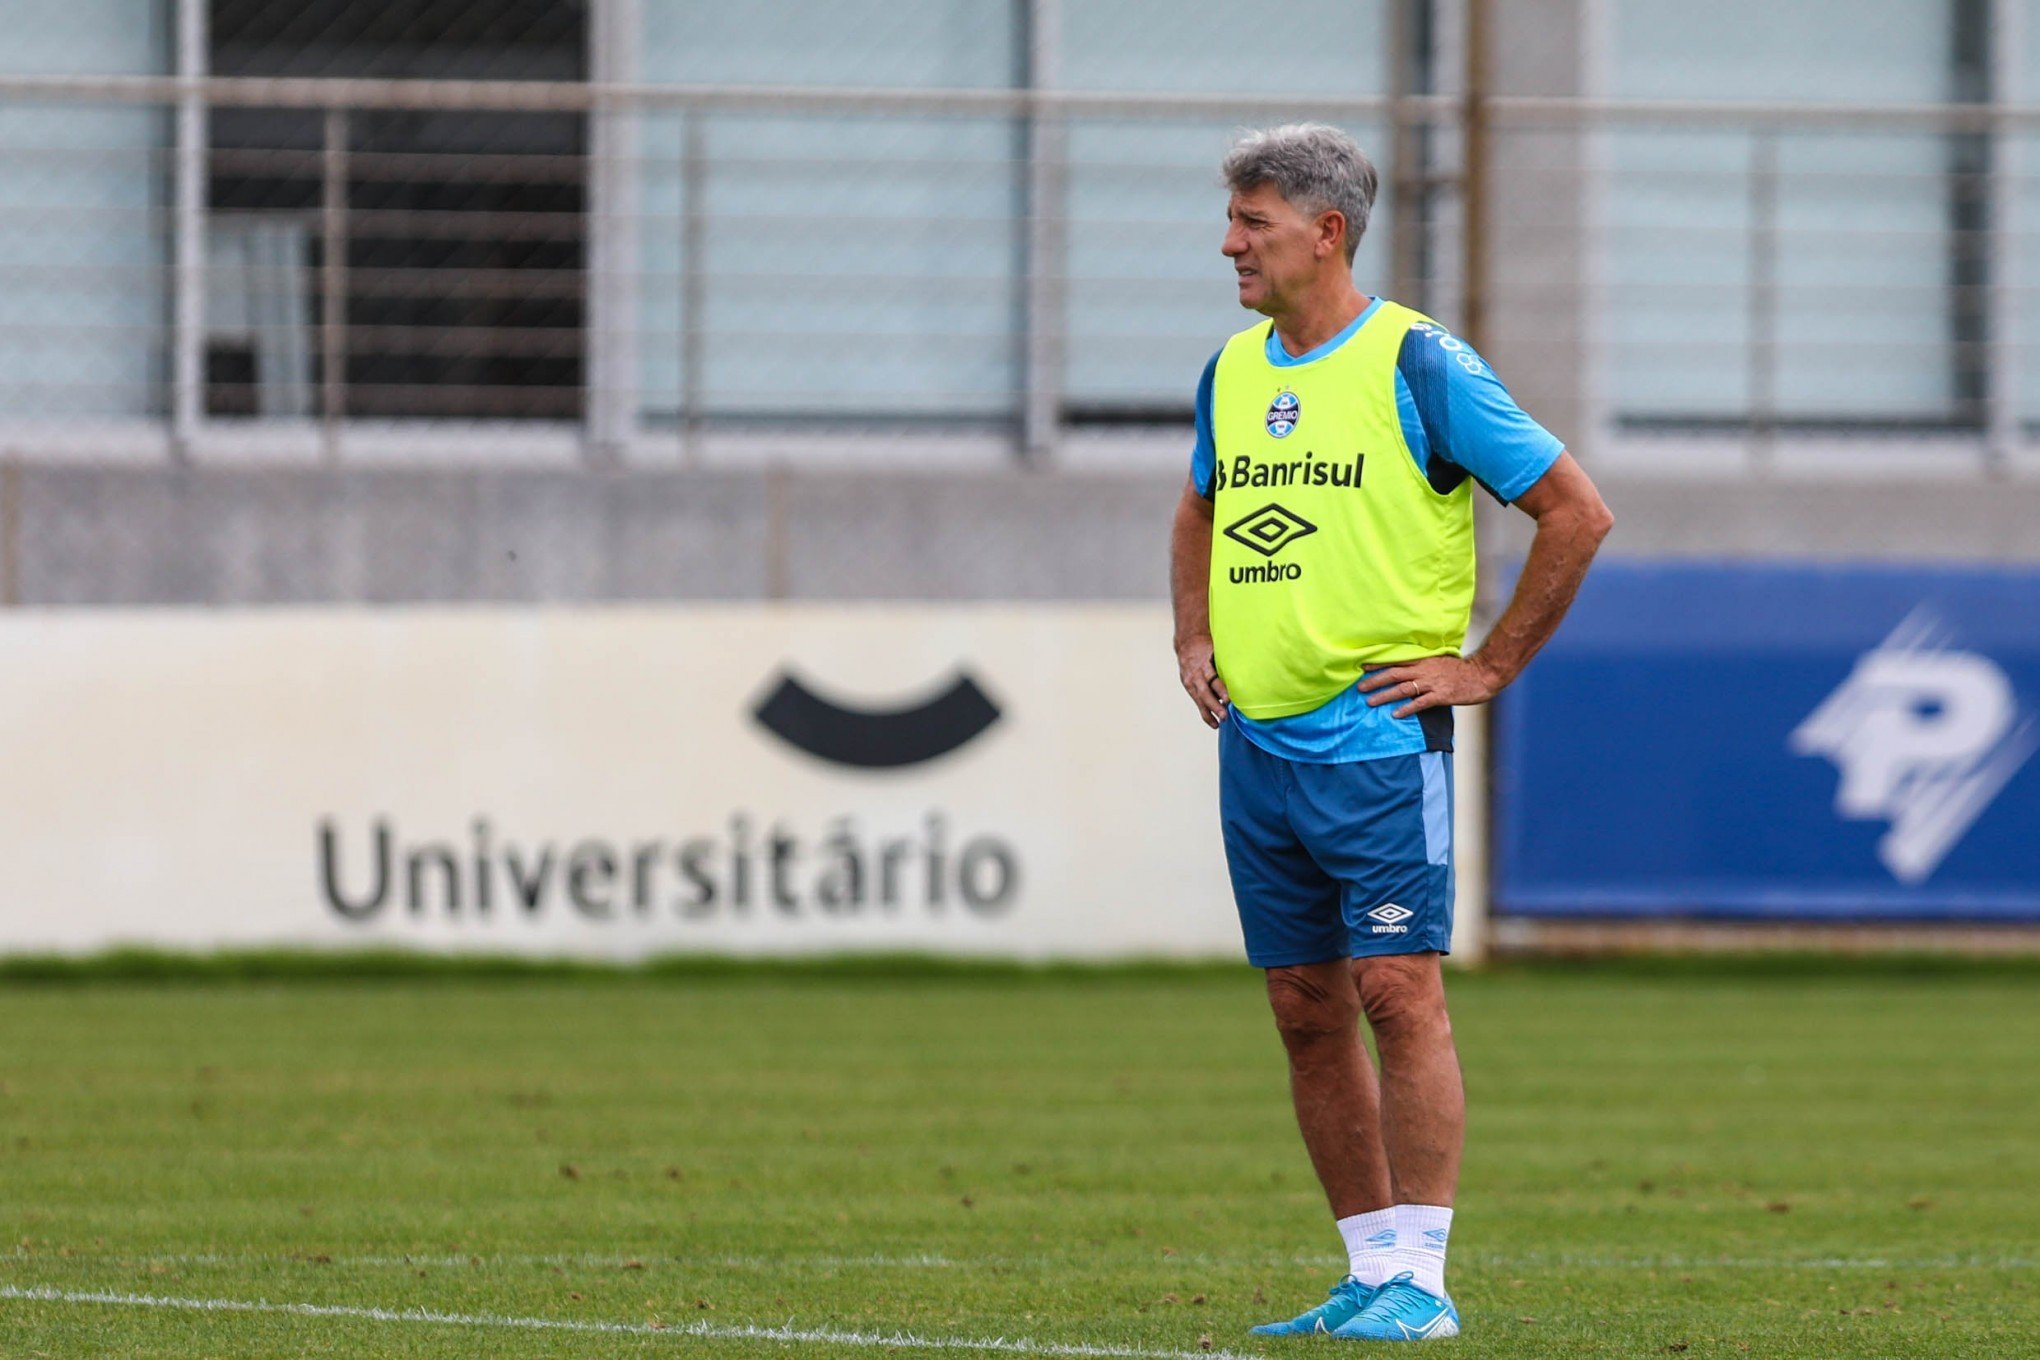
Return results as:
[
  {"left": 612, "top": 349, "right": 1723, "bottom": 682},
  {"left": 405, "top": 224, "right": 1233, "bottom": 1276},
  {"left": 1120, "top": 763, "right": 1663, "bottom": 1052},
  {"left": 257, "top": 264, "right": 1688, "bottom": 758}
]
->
[{"left": 1265, "top": 389, "right": 1300, "bottom": 438}]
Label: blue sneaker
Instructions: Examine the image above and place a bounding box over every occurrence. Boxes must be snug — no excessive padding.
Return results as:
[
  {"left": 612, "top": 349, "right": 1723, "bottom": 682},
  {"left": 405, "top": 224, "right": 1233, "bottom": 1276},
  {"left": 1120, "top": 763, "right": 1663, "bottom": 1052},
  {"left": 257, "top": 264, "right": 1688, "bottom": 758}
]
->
[
  {"left": 1248, "top": 1274, "right": 1380, "bottom": 1336},
  {"left": 1330, "top": 1271, "right": 1460, "bottom": 1341}
]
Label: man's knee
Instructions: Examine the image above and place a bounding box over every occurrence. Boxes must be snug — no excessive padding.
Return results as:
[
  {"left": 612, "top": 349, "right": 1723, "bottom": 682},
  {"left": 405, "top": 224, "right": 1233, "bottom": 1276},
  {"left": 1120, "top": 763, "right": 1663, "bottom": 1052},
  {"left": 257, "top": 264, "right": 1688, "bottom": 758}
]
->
[
  {"left": 1266, "top": 964, "right": 1361, "bottom": 1052},
  {"left": 1356, "top": 955, "right": 1450, "bottom": 1040}
]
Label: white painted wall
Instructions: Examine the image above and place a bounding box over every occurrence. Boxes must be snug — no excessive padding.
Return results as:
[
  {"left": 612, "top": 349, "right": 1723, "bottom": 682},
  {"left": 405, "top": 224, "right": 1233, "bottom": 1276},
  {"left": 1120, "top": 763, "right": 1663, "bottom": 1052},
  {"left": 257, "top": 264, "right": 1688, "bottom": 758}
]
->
[{"left": 0, "top": 604, "right": 1488, "bottom": 965}]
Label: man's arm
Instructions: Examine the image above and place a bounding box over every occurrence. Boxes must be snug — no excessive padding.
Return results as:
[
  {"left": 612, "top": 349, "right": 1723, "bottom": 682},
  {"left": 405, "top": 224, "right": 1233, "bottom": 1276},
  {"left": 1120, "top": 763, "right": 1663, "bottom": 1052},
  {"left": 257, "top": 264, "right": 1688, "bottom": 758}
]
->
[
  {"left": 1358, "top": 451, "right": 1612, "bottom": 718},
  {"left": 1171, "top": 476, "right": 1231, "bottom": 728}
]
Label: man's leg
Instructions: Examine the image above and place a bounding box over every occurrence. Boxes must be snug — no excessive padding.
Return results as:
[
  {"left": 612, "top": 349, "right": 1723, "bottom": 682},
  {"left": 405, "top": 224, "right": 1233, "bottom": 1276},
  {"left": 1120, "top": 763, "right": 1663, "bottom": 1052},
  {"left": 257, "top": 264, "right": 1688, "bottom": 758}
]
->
[
  {"left": 1267, "top": 751, "right": 1464, "bottom": 1336},
  {"left": 1328, "top": 947, "right": 1463, "bottom": 1320},
  {"left": 1352, "top": 951, "right": 1463, "bottom": 1206},
  {"left": 1226, "top": 720, "right": 1410, "bottom": 1334},
  {"left": 1264, "top": 959, "right": 1393, "bottom": 1219},
  {"left": 1246, "top": 958, "right": 1407, "bottom": 1334}
]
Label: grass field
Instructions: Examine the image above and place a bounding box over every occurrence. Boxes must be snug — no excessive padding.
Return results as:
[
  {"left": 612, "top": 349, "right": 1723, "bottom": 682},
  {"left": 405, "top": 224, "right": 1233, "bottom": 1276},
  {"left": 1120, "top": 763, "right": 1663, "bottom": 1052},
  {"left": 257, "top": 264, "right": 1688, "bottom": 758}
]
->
[{"left": 1, "top": 958, "right": 2035, "bottom": 1358}]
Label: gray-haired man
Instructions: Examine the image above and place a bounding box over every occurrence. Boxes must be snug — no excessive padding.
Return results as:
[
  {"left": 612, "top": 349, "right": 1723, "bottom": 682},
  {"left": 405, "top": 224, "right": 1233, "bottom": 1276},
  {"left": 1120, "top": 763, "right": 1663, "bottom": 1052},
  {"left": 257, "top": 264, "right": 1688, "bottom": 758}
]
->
[{"left": 1169, "top": 124, "right": 1611, "bottom": 1341}]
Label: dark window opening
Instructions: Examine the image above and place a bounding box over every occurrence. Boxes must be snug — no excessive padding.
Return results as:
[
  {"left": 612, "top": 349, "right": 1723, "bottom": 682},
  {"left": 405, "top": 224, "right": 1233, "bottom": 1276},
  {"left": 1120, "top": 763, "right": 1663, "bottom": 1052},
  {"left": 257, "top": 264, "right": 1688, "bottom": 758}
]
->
[{"left": 206, "top": 0, "right": 587, "bottom": 421}]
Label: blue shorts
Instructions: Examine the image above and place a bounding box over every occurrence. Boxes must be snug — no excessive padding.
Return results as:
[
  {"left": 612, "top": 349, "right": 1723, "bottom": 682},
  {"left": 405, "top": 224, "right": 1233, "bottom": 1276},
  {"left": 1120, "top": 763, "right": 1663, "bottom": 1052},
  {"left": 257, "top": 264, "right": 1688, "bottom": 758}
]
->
[{"left": 1219, "top": 718, "right": 1455, "bottom": 967}]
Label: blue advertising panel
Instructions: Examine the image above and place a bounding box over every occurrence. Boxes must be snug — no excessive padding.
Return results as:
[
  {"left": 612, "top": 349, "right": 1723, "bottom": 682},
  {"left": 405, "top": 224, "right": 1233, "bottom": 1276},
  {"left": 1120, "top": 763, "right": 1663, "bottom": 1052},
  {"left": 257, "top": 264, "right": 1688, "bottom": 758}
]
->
[{"left": 1495, "top": 561, "right": 2040, "bottom": 920}]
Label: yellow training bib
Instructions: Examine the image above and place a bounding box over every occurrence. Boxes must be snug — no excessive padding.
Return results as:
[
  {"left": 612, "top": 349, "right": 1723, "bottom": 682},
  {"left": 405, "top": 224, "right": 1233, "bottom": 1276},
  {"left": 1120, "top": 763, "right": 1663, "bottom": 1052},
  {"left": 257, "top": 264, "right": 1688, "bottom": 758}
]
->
[{"left": 1208, "top": 300, "right": 1476, "bottom": 720}]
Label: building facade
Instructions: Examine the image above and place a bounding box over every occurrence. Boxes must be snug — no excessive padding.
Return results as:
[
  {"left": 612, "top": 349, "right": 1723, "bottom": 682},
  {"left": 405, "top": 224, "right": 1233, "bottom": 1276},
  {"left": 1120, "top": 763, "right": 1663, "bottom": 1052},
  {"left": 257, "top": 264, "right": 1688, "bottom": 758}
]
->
[{"left": 1, "top": 0, "right": 2036, "bottom": 607}]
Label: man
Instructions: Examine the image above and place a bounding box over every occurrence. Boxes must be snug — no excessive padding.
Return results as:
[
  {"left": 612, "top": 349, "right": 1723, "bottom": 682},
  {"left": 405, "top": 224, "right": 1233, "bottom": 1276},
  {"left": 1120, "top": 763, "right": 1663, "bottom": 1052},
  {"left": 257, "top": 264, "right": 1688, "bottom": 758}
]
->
[{"left": 1170, "top": 124, "right": 1612, "bottom": 1342}]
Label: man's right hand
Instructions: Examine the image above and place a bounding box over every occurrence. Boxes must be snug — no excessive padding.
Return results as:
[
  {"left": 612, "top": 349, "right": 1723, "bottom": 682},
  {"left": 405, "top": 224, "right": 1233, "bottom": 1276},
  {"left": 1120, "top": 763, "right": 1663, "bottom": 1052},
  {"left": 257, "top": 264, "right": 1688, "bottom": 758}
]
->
[{"left": 1176, "top": 634, "right": 1231, "bottom": 729}]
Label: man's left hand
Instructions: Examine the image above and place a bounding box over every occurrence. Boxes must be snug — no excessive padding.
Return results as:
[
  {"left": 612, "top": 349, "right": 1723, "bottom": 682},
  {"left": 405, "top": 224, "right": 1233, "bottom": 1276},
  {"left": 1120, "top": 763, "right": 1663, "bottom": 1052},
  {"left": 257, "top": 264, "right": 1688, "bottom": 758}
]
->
[{"left": 1358, "top": 655, "right": 1505, "bottom": 718}]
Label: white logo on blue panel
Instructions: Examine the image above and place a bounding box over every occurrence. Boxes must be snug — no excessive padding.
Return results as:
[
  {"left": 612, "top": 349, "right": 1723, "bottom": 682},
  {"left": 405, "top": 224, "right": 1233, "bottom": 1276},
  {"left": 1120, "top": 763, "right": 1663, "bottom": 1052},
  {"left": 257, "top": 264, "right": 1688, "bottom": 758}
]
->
[
  {"left": 1265, "top": 389, "right": 1300, "bottom": 438},
  {"left": 1367, "top": 902, "right": 1412, "bottom": 933},
  {"left": 1790, "top": 606, "right": 2036, "bottom": 883}
]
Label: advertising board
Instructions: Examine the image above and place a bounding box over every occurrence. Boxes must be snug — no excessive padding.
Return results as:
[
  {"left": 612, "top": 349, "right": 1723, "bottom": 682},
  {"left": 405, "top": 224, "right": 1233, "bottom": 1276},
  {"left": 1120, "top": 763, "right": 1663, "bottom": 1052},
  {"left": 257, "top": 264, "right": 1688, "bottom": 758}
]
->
[{"left": 1496, "top": 563, "right": 2040, "bottom": 920}]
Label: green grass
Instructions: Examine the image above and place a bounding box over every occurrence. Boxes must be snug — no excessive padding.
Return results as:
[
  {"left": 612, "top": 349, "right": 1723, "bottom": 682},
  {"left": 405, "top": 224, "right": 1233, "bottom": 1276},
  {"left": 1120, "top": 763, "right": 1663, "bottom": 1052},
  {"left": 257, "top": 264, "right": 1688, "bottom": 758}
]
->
[{"left": 0, "top": 961, "right": 2035, "bottom": 1357}]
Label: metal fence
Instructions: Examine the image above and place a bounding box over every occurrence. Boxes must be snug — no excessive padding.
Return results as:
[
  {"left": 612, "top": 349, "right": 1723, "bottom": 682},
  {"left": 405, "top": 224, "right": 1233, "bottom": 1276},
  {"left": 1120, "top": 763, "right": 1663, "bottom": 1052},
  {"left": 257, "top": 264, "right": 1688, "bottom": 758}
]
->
[{"left": 7, "top": 70, "right": 2040, "bottom": 477}]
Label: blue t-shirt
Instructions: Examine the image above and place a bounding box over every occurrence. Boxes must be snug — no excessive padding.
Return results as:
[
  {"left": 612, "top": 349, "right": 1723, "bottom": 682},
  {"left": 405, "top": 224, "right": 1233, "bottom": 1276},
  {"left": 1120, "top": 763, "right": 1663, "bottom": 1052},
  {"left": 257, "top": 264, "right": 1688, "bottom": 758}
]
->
[{"left": 1190, "top": 298, "right": 1563, "bottom": 764}]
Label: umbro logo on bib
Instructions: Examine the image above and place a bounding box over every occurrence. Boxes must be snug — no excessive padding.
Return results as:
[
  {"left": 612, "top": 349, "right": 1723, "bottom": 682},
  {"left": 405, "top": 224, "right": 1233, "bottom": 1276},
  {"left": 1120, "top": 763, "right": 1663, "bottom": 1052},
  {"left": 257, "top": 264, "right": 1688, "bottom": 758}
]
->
[{"left": 1224, "top": 503, "right": 1317, "bottom": 558}]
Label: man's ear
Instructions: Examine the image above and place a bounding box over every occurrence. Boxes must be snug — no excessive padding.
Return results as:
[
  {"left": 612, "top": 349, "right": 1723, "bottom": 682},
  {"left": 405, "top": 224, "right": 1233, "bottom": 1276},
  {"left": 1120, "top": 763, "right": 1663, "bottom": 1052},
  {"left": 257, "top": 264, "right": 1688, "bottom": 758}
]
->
[{"left": 1316, "top": 209, "right": 1347, "bottom": 260}]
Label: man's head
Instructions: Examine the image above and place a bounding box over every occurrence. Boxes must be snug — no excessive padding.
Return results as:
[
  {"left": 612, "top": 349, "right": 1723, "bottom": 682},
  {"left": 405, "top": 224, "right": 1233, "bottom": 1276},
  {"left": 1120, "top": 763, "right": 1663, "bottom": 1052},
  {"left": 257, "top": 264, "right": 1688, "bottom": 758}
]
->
[{"left": 1221, "top": 123, "right": 1378, "bottom": 316}]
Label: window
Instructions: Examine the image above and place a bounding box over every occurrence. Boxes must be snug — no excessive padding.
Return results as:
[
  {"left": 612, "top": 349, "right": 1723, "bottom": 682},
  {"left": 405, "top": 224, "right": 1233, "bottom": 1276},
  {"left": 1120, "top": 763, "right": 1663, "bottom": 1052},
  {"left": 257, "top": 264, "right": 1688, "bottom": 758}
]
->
[
  {"left": 1606, "top": 0, "right": 1971, "bottom": 428},
  {"left": 637, "top": 0, "right": 1024, "bottom": 429},
  {"left": 1058, "top": 1, "right": 1394, "bottom": 417},
  {"left": 207, "top": 0, "right": 587, "bottom": 422},
  {"left": 0, "top": 0, "right": 170, "bottom": 420}
]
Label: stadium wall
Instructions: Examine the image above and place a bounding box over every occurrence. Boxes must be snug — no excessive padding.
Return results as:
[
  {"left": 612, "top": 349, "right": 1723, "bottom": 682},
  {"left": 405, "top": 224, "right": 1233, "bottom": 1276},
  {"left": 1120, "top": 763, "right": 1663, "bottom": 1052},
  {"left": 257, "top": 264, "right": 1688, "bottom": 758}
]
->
[
  {"left": 0, "top": 602, "right": 1491, "bottom": 963},
  {"left": 7, "top": 464, "right": 2040, "bottom": 608}
]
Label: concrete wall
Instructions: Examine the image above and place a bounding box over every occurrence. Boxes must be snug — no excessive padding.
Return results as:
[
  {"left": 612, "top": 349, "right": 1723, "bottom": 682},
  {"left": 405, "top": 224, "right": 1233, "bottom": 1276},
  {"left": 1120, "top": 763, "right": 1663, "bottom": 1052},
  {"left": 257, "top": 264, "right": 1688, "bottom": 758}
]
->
[
  {"left": 1484, "top": 476, "right": 2040, "bottom": 567},
  {"left": 6, "top": 463, "right": 2037, "bottom": 608},
  {"left": 2, "top": 465, "right": 1178, "bottom": 606}
]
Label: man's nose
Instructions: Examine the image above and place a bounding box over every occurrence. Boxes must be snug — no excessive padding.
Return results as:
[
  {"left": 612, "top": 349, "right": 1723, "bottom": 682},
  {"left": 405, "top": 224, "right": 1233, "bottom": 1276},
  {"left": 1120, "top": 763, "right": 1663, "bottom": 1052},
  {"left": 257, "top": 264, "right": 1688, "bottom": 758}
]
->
[{"left": 1222, "top": 227, "right": 1245, "bottom": 257}]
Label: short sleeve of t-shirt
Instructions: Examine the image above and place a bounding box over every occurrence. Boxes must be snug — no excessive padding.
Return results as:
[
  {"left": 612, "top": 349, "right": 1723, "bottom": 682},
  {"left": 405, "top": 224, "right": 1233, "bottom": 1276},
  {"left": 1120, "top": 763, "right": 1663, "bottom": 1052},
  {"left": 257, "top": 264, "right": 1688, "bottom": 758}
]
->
[
  {"left": 1393, "top": 321, "right": 1562, "bottom": 504},
  {"left": 1189, "top": 349, "right": 1222, "bottom": 499}
]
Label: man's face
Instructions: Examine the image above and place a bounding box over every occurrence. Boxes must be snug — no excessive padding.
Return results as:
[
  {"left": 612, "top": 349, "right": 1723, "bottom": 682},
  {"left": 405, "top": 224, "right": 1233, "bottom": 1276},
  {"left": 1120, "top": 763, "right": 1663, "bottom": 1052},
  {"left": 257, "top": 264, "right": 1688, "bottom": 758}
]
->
[{"left": 1222, "top": 181, "right": 1339, "bottom": 314}]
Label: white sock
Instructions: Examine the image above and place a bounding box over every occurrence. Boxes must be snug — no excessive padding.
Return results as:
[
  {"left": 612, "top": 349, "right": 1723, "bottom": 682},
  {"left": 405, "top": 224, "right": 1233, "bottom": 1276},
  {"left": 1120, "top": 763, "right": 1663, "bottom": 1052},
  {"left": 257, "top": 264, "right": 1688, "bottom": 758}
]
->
[
  {"left": 1334, "top": 1207, "right": 1398, "bottom": 1286},
  {"left": 1391, "top": 1204, "right": 1452, "bottom": 1296}
]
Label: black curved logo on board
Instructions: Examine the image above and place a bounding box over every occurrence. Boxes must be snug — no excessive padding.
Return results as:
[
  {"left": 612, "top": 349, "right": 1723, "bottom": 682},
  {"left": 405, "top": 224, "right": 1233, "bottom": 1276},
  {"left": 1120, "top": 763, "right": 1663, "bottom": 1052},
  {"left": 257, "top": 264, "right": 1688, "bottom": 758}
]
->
[{"left": 752, "top": 670, "right": 1002, "bottom": 769}]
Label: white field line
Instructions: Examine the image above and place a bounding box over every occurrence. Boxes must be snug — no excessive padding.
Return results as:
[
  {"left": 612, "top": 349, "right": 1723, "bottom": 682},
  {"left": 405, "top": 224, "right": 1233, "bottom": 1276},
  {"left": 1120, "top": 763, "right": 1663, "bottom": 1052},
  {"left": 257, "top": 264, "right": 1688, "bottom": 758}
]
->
[
  {"left": 1525, "top": 1255, "right": 2039, "bottom": 1271},
  {"left": 12, "top": 1250, "right": 966, "bottom": 1271},
  {"left": 0, "top": 1284, "right": 1264, "bottom": 1360},
  {"left": 9, "top": 1250, "right": 2036, "bottom": 1273}
]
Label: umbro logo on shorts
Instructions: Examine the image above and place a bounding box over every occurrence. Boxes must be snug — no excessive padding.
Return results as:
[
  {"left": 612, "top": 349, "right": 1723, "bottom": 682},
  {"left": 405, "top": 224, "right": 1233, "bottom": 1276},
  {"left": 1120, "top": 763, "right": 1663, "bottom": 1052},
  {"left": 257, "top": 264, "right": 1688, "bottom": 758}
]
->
[{"left": 1367, "top": 902, "right": 1413, "bottom": 934}]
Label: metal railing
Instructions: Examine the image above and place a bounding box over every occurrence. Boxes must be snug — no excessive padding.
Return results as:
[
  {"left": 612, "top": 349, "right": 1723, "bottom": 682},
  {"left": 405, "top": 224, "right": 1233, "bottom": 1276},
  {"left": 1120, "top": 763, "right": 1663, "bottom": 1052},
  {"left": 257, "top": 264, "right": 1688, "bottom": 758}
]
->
[{"left": 4, "top": 73, "right": 2040, "bottom": 474}]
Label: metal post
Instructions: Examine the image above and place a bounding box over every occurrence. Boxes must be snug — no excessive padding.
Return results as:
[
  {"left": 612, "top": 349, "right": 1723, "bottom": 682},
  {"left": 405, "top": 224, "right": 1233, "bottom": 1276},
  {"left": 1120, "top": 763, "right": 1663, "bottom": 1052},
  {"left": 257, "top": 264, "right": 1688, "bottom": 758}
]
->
[
  {"left": 1447, "top": 702, "right": 1490, "bottom": 968},
  {"left": 1459, "top": 0, "right": 1490, "bottom": 349},
  {"left": 587, "top": 0, "right": 642, "bottom": 467},
  {"left": 0, "top": 456, "right": 18, "bottom": 607},
  {"left": 1986, "top": 0, "right": 2022, "bottom": 476},
  {"left": 764, "top": 464, "right": 789, "bottom": 600},
  {"left": 170, "top": 0, "right": 206, "bottom": 458},
  {"left": 1020, "top": 0, "right": 1065, "bottom": 465},
  {"left": 679, "top": 111, "right": 706, "bottom": 466},
  {"left": 321, "top": 107, "right": 348, "bottom": 464},
  {"left": 1748, "top": 130, "right": 1778, "bottom": 474},
  {"left": 1388, "top": 0, "right": 1429, "bottom": 308}
]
